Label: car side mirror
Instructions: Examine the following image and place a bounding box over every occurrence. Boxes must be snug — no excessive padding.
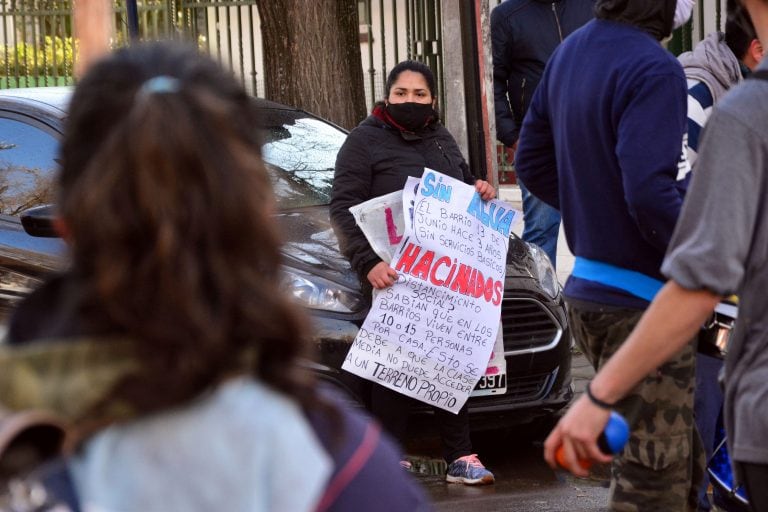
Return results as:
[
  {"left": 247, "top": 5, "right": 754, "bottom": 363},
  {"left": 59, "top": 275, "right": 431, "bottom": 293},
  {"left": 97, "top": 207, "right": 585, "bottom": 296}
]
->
[{"left": 20, "top": 204, "right": 58, "bottom": 238}]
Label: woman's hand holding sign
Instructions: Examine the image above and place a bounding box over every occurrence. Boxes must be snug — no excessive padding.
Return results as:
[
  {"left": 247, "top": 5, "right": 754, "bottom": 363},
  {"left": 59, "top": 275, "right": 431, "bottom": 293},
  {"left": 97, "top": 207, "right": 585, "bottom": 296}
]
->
[
  {"left": 368, "top": 261, "right": 399, "bottom": 289},
  {"left": 475, "top": 180, "right": 497, "bottom": 201}
]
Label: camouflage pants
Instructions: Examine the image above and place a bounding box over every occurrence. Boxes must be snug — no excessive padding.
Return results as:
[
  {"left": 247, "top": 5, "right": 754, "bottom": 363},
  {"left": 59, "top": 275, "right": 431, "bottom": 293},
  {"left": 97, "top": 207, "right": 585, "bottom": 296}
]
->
[{"left": 567, "top": 303, "right": 706, "bottom": 512}]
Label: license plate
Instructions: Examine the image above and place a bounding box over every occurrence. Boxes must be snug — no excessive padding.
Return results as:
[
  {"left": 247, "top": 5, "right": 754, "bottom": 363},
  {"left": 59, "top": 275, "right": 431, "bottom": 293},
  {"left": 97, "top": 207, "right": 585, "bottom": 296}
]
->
[{"left": 471, "top": 372, "right": 507, "bottom": 397}]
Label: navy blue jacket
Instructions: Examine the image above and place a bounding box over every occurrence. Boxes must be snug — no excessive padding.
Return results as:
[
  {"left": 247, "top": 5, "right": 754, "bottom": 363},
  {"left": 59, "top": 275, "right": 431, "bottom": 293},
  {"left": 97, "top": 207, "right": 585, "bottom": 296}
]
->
[
  {"left": 491, "top": 0, "right": 595, "bottom": 147},
  {"left": 515, "top": 18, "right": 688, "bottom": 308}
]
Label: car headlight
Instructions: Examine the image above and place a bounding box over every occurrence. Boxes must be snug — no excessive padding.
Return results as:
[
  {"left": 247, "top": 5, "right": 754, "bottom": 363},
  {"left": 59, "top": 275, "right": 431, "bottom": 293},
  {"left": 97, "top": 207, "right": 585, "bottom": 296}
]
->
[
  {"left": 282, "top": 267, "right": 364, "bottom": 314},
  {"left": 526, "top": 243, "right": 560, "bottom": 299}
]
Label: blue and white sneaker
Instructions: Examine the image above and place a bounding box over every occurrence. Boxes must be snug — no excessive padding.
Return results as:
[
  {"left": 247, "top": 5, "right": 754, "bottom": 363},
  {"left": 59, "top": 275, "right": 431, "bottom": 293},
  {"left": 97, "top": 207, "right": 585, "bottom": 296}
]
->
[{"left": 445, "top": 454, "right": 495, "bottom": 485}]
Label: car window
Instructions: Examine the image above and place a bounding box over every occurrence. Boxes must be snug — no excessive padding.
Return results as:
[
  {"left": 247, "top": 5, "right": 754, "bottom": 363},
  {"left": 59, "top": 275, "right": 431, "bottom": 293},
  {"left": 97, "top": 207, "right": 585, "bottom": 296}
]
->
[
  {"left": 0, "top": 118, "right": 57, "bottom": 216},
  {"left": 260, "top": 110, "right": 346, "bottom": 209}
]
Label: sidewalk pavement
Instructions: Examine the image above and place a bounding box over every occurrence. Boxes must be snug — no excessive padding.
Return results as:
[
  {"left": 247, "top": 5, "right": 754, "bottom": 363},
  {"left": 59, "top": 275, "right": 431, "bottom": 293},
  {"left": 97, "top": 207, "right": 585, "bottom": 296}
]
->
[
  {"left": 498, "top": 185, "right": 574, "bottom": 285},
  {"left": 499, "top": 185, "right": 594, "bottom": 398}
]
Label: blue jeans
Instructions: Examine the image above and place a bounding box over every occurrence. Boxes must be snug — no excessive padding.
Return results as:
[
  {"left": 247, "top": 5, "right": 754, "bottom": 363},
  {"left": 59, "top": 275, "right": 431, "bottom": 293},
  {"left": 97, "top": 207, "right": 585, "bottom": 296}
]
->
[{"left": 519, "top": 181, "right": 560, "bottom": 269}]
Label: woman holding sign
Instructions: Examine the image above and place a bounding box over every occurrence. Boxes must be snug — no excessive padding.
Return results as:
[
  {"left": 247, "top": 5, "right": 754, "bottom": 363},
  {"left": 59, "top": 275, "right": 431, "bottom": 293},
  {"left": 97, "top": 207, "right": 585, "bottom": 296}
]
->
[{"left": 331, "top": 60, "right": 496, "bottom": 485}]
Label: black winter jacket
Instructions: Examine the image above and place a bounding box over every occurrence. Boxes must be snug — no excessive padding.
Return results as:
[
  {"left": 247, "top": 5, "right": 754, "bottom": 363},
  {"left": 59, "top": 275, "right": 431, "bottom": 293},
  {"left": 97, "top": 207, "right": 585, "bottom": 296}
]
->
[
  {"left": 491, "top": 0, "right": 595, "bottom": 147},
  {"left": 330, "top": 112, "right": 475, "bottom": 283}
]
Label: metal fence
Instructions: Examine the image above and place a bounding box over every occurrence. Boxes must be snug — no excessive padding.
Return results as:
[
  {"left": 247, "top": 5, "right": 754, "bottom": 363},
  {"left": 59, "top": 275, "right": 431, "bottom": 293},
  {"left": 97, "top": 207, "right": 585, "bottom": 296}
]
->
[
  {"left": 0, "top": 0, "right": 445, "bottom": 109},
  {"left": 0, "top": 1, "right": 728, "bottom": 94},
  {"left": 669, "top": 0, "right": 727, "bottom": 55},
  {"left": 0, "top": 0, "right": 75, "bottom": 88},
  {"left": 359, "top": 0, "right": 443, "bottom": 107}
]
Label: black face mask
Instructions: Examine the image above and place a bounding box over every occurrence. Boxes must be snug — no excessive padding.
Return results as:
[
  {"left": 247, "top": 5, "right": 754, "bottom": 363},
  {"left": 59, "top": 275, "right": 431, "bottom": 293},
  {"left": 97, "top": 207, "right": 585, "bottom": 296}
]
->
[{"left": 385, "top": 102, "right": 436, "bottom": 132}]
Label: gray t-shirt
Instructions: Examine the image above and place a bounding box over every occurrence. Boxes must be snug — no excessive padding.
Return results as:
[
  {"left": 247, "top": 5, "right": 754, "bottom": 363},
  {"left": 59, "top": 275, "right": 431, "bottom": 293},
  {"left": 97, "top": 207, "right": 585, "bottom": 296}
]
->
[{"left": 662, "top": 60, "right": 768, "bottom": 465}]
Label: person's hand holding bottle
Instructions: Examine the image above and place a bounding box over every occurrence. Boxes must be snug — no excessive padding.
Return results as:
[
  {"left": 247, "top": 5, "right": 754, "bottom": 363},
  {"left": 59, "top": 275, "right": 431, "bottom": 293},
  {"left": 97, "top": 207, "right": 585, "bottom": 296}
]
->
[{"left": 544, "top": 393, "right": 622, "bottom": 477}]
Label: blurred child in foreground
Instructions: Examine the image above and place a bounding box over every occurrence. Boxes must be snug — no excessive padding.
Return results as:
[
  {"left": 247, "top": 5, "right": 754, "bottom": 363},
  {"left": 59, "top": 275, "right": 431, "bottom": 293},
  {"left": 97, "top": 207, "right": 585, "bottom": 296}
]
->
[{"left": 0, "top": 42, "right": 430, "bottom": 512}]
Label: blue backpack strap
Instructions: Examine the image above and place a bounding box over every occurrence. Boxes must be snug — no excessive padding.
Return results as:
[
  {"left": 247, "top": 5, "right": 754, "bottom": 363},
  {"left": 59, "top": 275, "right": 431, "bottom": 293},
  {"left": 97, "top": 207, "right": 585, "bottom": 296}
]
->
[
  {"left": 0, "top": 458, "right": 81, "bottom": 512},
  {"left": 305, "top": 390, "right": 431, "bottom": 512},
  {"left": 35, "top": 459, "right": 81, "bottom": 512},
  {"left": 313, "top": 418, "right": 382, "bottom": 512}
]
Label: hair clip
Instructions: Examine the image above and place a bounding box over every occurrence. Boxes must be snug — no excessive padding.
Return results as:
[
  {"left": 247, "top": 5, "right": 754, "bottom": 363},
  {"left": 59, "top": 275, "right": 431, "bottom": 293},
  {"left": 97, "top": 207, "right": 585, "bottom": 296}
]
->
[{"left": 137, "top": 75, "right": 181, "bottom": 97}]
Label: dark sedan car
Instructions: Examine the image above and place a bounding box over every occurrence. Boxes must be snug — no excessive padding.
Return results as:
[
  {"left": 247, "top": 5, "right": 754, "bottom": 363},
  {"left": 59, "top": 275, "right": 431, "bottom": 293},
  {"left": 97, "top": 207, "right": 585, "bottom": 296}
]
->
[{"left": 0, "top": 87, "right": 572, "bottom": 429}]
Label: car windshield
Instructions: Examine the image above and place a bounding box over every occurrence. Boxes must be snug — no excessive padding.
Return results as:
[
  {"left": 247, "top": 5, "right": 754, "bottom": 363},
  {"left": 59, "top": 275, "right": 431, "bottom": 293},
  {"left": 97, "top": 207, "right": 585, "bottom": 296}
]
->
[{"left": 260, "top": 108, "right": 346, "bottom": 209}]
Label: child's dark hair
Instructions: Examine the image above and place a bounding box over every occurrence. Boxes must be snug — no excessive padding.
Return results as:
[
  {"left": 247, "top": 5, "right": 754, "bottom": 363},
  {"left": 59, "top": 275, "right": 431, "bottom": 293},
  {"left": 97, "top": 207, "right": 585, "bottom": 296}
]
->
[
  {"left": 384, "top": 60, "right": 437, "bottom": 98},
  {"left": 60, "top": 42, "right": 320, "bottom": 423},
  {"left": 726, "top": 2, "right": 758, "bottom": 60}
]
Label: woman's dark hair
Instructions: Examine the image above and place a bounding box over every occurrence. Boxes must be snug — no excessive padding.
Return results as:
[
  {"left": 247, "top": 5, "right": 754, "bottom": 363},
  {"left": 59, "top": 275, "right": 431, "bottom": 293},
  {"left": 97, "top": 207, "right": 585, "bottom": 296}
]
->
[
  {"left": 384, "top": 60, "right": 437, "bottom": 99},
  {"left": 59, "top": 42, "right": 318, "bottom": 422},
  {"left": 726, "top": 2, "right": 758, "bottom": 60}
]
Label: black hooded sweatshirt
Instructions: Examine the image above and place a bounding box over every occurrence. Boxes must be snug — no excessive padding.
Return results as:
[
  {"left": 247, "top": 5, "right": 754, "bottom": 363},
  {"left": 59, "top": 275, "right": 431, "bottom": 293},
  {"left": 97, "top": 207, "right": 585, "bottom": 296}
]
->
[{"left": 594, "top": 0, "right": 677, "bottom": 40}]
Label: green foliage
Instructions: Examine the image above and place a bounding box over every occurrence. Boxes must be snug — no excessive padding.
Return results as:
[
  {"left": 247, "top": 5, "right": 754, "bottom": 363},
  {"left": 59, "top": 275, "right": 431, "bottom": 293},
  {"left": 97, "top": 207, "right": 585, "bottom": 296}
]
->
[
  {"left": 7, "top": 0, "right": 72, "bottom": 11},
  {"left": 0, "top": 35, "right": 76, "bottom": 78}
]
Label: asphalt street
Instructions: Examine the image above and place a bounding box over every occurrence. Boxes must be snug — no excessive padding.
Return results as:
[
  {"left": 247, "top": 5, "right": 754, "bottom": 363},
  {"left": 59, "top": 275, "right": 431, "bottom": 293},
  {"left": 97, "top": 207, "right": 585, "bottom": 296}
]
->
[
  {"left": 417, "top": 428, "right": 611, "bottom": 512},
  {"left": 411, "top": 186, "right": 609, "bottom": 510},
  {"left": 403, "top": 349, "right": 604, "bottom": 511}
]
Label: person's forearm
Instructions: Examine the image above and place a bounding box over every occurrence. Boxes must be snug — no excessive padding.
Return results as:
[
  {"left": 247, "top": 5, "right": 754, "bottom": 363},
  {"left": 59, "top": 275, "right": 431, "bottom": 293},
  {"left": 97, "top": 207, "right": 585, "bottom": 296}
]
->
[
  {"left": 589, "top": 280, "right": 721, "bottom": 404},
  {"left": 73, "top": 0, "right": 113, "bottom": 78}
]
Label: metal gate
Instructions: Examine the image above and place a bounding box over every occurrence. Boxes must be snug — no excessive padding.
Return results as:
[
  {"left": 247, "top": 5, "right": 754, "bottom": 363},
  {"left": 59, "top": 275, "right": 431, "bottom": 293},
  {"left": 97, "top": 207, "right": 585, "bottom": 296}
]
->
[
  {"left": 358, "top": 0, "right": 443, "bottom": 108},
  {"left": 0, "top": 0, "right": 75, "bottom": 88},
  {"left": 0, "top": 0, "right": 446, "bottom": 110}
]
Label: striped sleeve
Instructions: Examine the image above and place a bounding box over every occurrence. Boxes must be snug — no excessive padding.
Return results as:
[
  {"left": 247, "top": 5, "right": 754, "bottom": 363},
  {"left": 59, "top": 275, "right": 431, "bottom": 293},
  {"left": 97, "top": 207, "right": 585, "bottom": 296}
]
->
[{"left": 686, "top": 79, "right": 715, "bottom": 168}]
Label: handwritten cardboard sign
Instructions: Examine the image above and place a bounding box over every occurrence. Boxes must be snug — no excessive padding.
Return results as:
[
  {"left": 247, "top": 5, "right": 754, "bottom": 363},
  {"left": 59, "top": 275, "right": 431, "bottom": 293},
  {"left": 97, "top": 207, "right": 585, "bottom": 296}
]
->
[{"left": 342, "top": 169, "right": 520, "bottom": 413}]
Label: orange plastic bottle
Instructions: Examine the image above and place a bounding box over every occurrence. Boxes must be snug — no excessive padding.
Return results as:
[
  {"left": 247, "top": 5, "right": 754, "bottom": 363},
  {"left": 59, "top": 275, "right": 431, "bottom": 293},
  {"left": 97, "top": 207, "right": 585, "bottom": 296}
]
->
[{"left": 555, "top": 411, "right": 629, "bottom": 471}]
